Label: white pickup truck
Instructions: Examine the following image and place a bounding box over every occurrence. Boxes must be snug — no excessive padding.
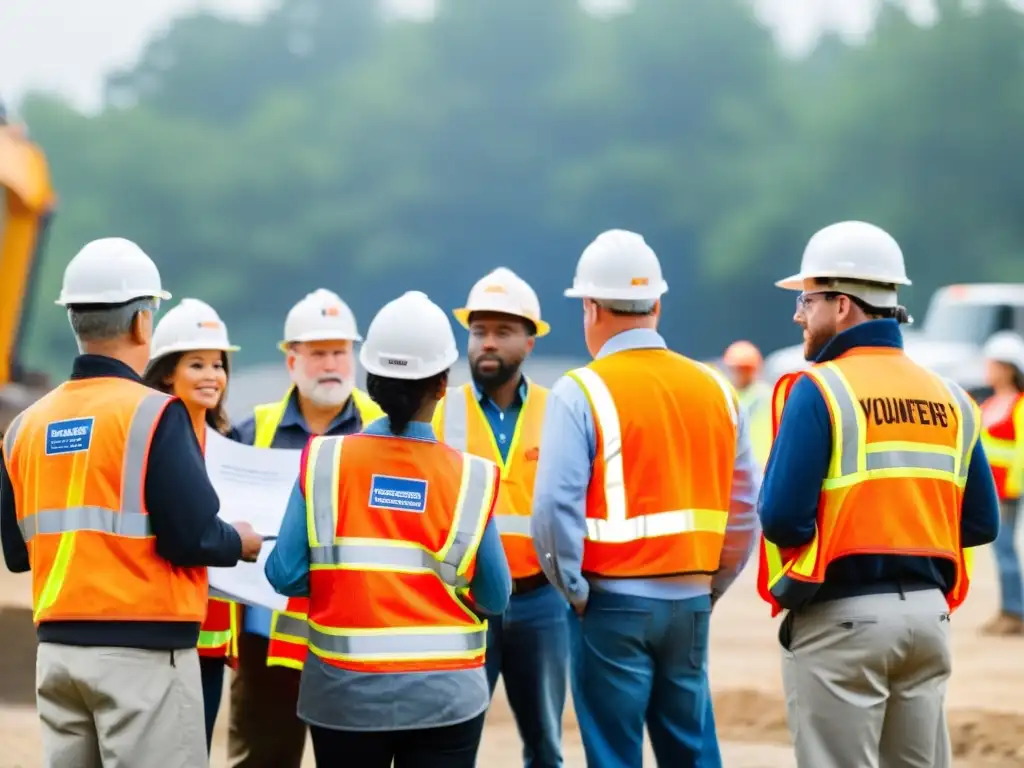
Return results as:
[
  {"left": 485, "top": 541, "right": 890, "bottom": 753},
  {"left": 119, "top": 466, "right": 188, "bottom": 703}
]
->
[{"left": 762, "top": 283, "right": 1024, "bottom": 400}]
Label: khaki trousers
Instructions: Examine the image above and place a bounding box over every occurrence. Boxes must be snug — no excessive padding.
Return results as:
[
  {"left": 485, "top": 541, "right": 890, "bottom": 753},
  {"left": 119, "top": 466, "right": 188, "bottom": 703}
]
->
[
  {"left": 781, "top": 589, "right": 952, "bottom": 768},
  {"left": 36, "top": 642, "right": 207, "bottom": 768}
]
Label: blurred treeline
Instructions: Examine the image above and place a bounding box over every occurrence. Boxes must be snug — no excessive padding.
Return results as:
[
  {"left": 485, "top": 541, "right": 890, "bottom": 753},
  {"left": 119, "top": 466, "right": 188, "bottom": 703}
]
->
[{"left": 14, "top": 0, "right": 1024, "bottom": 373}]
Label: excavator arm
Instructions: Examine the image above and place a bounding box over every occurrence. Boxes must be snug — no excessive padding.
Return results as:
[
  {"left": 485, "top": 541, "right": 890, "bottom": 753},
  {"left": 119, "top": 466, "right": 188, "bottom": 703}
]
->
[{"left": 0, "top": 122, "right": 57, "bottom": 425}]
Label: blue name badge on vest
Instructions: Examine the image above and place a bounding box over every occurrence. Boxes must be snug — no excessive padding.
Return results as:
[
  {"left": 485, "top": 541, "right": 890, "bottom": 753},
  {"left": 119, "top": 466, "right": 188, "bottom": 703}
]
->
[
  {"left": 45, "top": 417, "right": 95, "bottom": 456},
  {"left": 369, "top": 474, "right": 428, "bottom": 513}
]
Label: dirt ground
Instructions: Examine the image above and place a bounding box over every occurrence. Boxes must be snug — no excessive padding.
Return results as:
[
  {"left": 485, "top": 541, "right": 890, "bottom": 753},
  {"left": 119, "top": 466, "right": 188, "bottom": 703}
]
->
[{"left": 2, "top": 547, "right": 1022, "bottom": 768}]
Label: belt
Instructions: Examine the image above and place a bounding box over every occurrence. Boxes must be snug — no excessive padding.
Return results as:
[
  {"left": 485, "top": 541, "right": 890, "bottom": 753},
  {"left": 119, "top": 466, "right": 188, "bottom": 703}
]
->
[{"left": 511, "top": 572, "right": 549, "bottom": 595}]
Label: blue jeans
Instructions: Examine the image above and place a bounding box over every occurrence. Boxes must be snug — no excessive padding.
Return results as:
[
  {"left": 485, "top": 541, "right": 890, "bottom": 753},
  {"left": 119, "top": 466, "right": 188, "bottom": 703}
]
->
[
  {"left": 995, "top": 499, "right": 1024, "bottom": 618},
  {"left": 485, "top": 584, "right": 569, "bottom": 768},
  {"left": 569, "top": 591, "right": 717, "bottom": 768}
]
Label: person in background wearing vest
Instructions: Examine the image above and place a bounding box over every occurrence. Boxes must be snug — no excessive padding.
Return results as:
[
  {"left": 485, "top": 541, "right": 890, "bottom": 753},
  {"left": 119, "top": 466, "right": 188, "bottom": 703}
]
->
[
  {"left": 757, "top": 221, "right": 1001, "bottom": 768},
  {"left": 532, "top": 230, "right": 760, "bottom": 768},
  {"left": 143, "top": 297, "right": 243, "bottom": 753},
  {"left": 433, "top": 268, "right": 568, "bottom": 768},
  {"left": 0, "top": 238, "right": 264, "bottom": 768},
  {"left": 265, "top": 290, "right": 512, "bottom": 766},
  {"left": 978, "top": 330, "right": 1024, "bottom": 637},
  {"left": 722, "top": 340, "right": 772, "bottom": 469},
  {"left": 228, "top": 287, "right": 383, "bottom": 768}
]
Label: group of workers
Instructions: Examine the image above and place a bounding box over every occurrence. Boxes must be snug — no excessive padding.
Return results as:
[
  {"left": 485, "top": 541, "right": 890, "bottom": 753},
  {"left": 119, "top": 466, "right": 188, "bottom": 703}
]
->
[{"left": 0, "top": 218, "right": 1021, "bottom": 768}]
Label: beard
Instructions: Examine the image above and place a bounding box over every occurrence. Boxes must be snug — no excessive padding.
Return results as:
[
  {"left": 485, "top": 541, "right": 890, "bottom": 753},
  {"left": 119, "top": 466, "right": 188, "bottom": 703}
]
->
[
  {"left": 470, "top": 354, "right": 521, "bottom": 390},
  {"left": 293, "top": 370, "right": 354, "bottom": 408},
  {"left": 803, "top": 321, "right": 837, "bottom": 362}
]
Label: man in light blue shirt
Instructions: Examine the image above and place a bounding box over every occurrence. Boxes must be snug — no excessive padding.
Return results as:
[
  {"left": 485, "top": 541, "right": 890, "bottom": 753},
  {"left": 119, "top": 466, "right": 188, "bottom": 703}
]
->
[{"left": 532, "top": 230, "right": 760, "bottom": 767}]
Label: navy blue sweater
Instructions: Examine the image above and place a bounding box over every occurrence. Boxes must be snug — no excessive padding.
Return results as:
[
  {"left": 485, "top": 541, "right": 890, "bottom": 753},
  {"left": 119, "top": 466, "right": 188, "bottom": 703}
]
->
[
  {"left": 0, "top": 355, "right": 242, "bottom": 649},
  {"left": 758, "top": 320, "right": 1001, "bottom": 606}
]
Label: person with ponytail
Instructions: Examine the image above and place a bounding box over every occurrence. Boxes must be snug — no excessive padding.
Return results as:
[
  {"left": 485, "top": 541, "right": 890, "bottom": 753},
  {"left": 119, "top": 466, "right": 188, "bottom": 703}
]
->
[
  {"left": 143, "top": 297, "right": 244, "bottom": 752},
  {"left": 265, "top": 291, "right": 511, "bottom": 767}
]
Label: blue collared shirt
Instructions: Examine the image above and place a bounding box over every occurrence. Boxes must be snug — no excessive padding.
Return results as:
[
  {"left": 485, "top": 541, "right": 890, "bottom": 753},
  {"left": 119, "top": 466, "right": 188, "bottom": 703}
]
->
[
  {"left": 531, "top": 328, "right": 761, "bottom": 607},
  {"left": 265, "top": 418, "right": 512, "bottom": 614},
  {"left": 472, "top": 377, "right": 528, "bottom": 463},
  {"left": 758, "top": 319, "right": 1000, "bottom": 604},
  {"left": 232, "top": 388, "right": 363, "bottom": 637}
]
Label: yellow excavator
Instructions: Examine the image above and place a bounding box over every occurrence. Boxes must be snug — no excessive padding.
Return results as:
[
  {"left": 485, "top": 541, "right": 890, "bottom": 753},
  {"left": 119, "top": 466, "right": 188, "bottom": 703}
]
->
[{"left": 0, "top": 101, "right": 57, "bottom": 432}]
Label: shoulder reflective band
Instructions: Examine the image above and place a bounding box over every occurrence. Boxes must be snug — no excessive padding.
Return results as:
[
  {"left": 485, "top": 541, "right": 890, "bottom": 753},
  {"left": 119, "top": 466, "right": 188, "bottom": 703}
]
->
[
  {"left": 806, "top": 363, "right": 974, "bottom": 490},
  {"left": 442, "top": 386, "right": 468, "bottom": 450},
  {"left": 3, "top": 409, "right": 25, "bottom": 461},
  {"left": 17, "top": 392, "right": 170, "bottom": 542},
  {"left": 698, "top": 362, "right": 739, "bottom": 427},
  {"left": 306, "top": 436, "right": 496, "bottom": 586},
  {"left": 440, "top": 385, "right": 532, "bottom": 538},
  {"left": 567, "top": 366, "right": 729, "bottom": 544},
  {"left": 309, "top": 622, "right": 487, "bottom": 662}
]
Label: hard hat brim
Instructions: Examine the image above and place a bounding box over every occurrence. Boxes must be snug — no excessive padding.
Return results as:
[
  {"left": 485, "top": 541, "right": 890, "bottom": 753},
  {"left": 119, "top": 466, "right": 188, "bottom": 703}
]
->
[
  {"left": 775, "top": 272, "right": 912, "bottom": 291},
  {"left": 452, "top": 307, "right": 551, "bottom": 338},
  {"left": 278, "top": 331, "right": 363, "bottom": 352},
  {"left": 56, "top": 288, "right": 172, "bottom": 307},
  {"left": 563, "top": 282, "right": 668, "bottom": 301},
  {"left": 149, "top": 342, "right": 240, "bottom": 362}
]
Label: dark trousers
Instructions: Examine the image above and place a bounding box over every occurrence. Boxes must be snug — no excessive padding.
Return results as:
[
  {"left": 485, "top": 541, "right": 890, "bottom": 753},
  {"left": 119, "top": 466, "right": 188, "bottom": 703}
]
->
[
  {"left": 199, "top": 656, "right": 226, "bottom": 753},
  {"left": 228, "top": 632, "right": 307, "bottom": 768},
  {"left": 309, "top": 712, "right": 486, "bottom": 768}
]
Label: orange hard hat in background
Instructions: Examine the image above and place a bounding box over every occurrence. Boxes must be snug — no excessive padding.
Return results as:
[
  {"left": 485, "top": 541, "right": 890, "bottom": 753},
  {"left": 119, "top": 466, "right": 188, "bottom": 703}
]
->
[{"left": 723, "top": 340, "right": 763, "bottom": 369}]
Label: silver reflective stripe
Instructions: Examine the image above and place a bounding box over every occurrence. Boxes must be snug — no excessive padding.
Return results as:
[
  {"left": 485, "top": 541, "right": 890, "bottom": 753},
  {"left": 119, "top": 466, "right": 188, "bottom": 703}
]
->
[
  {"left": 310, "top": 625, "right": 486, "bottom": 659},
  {"left": 273, "top": 612, "right": 309, "bottom": 640},
  {"left": 444, "top": 455, "right": 494, "bottom": 572},
  {"left": 310, "top": 437, "right": 345, "bottom": 546},
  {"left": 442, "top": 386, "right": 468, "bottom": 450},
  {"left": 813, "top": 364, "right": 970, "bottom": 481},
  {"left": 310, "top": 542, "right": 470, "bottom": 588},
  {"left": 940, "top": 377, "right": 978, "bottom": 482},
  {"left": 18, "top": 392, "right": 169, "bottom": 544},
  {"left": 2, "top": 410, "right": 25, "bottom": 461},
  {"left": 495, "top": 515, "right": 531, "bottom": 537}
]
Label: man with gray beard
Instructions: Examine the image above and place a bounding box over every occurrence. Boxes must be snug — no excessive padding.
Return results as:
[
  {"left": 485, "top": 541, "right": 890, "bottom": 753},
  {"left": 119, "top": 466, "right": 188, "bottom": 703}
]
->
[{"left": 227, "top": 288, "right": 383, "bottom": 768}]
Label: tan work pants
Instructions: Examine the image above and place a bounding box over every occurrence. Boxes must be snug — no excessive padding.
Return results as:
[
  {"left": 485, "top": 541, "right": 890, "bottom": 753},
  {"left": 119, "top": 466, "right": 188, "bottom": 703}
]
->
[
  {"left": 36, "top": 642, "right": 207, "bottom": 768},
  {"left": 780, "top": 589, "right": 952, "bottom": 768}
]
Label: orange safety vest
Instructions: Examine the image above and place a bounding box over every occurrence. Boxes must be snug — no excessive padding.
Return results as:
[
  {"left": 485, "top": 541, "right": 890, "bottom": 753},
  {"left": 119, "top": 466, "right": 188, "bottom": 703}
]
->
[
  {"left": 980, "top": 393, "right": 1024, "bottom": 501},
  {"left": 303, "top": 433, "right": 498, "bottom": 673},
  {"left": 434, "top": 381, "right": 547, "bottom": 579},
  {"left": 252, "top": 387, "right": 384, "bottom": 670},
  {"left": 2, "top": 377, "right": 207, "bottom": 625},
  {"left": 567, "top": 349, "right": 738, "bottom": 578},
  {"left": 756, "top": 348, "right": 978, "bottom": 617}
]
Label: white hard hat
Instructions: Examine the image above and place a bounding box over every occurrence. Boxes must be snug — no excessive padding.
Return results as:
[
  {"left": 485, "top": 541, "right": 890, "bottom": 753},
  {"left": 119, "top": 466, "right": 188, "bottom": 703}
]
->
[
  {"left": 984, "top": 331, "right": 1024, "bottom": 372},
  {"left": 150, "top": 298, "right": 239, "bottom": 362},
  {"left": 453, "top": 267, "right": 550, "bottom": 337},
  {"left": 777, "top": 221, "right": 910, "bottom": 306},
  {"left": 56, "top": 237, "right": 171, "bottom": 306},
  {"left": 564, "top": 229, "right": 668, "bottom": 302},
  {"left": 279, "top": 288, "right": 361, "bottom": 351},
  {"left": 359, "top": 291, "right": 458, "bottom": 380}
]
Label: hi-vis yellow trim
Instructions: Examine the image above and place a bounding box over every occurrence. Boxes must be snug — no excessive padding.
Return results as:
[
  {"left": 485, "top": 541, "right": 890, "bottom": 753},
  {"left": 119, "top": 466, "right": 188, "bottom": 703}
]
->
[
  {"left": 762, "top": 363, "right": 979, "bottom": 592},
  {"left": 303, "top": 434, "right": 497, "bottom": 661},
  {"left": 566, "top": 365, "right": 733, "bottom": 544},
  {"left": 252, "top": 388, "right": 383, "bottom": 448},
  {"left": 198, "top": 627, "right": 232, "bottom": 650}
]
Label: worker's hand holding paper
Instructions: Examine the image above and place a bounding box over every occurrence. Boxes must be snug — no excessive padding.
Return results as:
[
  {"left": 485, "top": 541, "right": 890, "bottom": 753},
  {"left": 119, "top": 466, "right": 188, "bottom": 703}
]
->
[{"left": 204, "top": 428, "right": 301, "bottom": 610}]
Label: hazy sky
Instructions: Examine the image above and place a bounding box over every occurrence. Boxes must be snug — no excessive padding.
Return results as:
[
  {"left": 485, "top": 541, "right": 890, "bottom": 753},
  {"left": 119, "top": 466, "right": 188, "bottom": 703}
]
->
[{"left": 0, "top": 0, "right": 1001, "bottom": 113}]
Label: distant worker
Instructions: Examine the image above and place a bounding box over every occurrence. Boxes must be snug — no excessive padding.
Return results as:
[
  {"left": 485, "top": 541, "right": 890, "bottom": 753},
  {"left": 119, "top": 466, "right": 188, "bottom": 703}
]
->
[
  {"left": 265, "top": 290, "right": 512, "bottom": 766},
  {"left": 722, "top": 340, "right": 772, "bottom": 467},
  {"left": 434, "top": 268, "right": 567, "bottom": 768},
  {"left": 143, "top": 297, "right": 242, "bottom": 752},
  {"left": 0, "top": 238, "right": 263, "bottom": 767},
  {"left": 978, "top": 330, "right": 1024, "bottom": 636},
  {"left": 757, "top": 221, "right": 1001, "bottom": 768},
  {"left": 228, "top": 288, "right": 383, "bottom": 768},
  {"left": 532, "top": 230, "right": 759, "bottom": 767}
]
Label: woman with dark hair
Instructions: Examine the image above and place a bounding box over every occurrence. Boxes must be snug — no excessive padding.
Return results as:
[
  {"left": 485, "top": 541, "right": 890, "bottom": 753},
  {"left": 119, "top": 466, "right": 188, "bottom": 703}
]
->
[
  {"left": 979, "top": 330, "right": 1024, "bottom": 637},
  {"left": 143, "top": 297, "right": 240, "bottom": 748},
  {"left": 265, "top": 290, "right": 512, "bottom": 768}
]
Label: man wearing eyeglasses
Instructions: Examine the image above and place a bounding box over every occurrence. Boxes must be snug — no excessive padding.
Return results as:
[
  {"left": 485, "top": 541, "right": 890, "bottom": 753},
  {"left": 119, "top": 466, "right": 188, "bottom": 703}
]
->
[{"left": 755, "top": 220, "right": 1000, "bottom": 768}]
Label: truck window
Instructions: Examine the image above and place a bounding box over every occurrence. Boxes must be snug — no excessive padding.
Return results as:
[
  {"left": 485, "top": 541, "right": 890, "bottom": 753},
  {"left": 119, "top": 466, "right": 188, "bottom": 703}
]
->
[{"left": 922, "top": 302, "right": 1013, "bottom": 345}]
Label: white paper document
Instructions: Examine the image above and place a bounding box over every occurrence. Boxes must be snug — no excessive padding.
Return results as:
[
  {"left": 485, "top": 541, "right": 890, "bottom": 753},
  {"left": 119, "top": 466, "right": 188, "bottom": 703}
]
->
[
  {"left": 204, "top": 428, "right": 302, "bottom": 537},
  {"left": 208, "top": 541, "right": 288, "bottom": 611}
]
